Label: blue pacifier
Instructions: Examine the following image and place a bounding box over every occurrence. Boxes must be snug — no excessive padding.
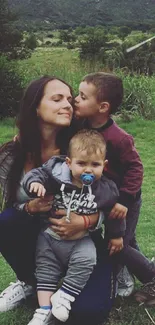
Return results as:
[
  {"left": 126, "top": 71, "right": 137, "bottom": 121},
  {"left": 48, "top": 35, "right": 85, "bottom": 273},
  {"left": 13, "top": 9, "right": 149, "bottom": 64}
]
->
[{"left": 80, "top": 173, "right": 95, "bottom": 185}]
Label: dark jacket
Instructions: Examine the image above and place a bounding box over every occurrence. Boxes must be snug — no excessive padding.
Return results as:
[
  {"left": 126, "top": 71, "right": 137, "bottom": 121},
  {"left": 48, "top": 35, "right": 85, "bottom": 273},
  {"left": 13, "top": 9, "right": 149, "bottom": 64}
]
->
[
  {"left": 0, "top": 141, "right": 16, "bottom": 211},
  {"left": 23, "top": 156, "right": 126, "bottom": 238}
]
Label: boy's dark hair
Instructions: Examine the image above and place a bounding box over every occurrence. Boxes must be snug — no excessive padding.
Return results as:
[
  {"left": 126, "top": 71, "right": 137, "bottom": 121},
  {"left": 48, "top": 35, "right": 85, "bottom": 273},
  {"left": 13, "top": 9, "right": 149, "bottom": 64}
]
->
[{"left": 82, "top": 72, "right": 123, "bottom": 114}]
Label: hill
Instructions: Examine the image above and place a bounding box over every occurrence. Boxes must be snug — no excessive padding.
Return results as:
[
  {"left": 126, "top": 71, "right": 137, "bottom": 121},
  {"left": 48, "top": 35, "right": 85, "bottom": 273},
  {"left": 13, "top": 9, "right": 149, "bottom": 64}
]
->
[{"left": 8, "top": 0, "right": 155, "bottom": 30}]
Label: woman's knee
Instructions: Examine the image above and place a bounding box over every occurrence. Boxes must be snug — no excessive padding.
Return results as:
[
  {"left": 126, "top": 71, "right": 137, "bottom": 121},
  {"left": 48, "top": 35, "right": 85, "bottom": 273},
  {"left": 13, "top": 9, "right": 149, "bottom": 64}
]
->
[{"left": 0, "top": 207, "right": 21, "bottom": 223}]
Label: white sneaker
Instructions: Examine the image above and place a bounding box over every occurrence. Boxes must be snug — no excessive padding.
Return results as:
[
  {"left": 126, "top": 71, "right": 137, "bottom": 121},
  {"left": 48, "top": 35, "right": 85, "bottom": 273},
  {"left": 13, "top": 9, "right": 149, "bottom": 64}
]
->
[
  {"left": 51, "top": 289, "right": 75, "bottom": 322},
  {"left": 0, "top": 280, "right": 34, "bottom": 312},
  {"left": 27, "top": 308, "right": 53, "bottom": 325},
  {"left": 117, "top": 266, "right": 135, "bottom": 297}
]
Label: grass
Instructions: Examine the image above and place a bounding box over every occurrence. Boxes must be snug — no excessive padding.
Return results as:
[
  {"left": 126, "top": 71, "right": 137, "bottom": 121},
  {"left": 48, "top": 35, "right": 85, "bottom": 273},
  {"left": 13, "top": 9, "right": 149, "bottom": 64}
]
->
[
  {"left": 0, "top": 117, "right": 155, "bottom": 324},
  {"left": 13, "top": 46, "right": 155, "bottom": 120}
]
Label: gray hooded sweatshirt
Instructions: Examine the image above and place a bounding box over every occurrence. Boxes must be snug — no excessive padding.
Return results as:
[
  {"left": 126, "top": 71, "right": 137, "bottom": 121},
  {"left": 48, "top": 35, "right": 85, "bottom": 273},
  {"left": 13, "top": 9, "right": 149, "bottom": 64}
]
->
[{"left": 23, "top": 156, "right": 126, "bottom": 239}]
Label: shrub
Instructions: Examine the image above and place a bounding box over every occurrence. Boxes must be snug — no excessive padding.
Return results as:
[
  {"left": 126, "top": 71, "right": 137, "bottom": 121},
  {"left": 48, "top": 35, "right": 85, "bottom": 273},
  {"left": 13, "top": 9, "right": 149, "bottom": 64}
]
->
[{"left": 0, "top": 56, "right": 23, "bottom": 118}]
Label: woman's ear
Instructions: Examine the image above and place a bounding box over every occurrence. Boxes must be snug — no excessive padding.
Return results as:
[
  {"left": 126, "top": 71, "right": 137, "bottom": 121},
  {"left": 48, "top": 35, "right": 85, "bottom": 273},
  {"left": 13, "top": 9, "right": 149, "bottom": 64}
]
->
[
  {"left": 66, "top": 157, "right": 71, "bottom": 169},
  {"left": 99, "top": 102, "right": 110, "bottom": 114}
]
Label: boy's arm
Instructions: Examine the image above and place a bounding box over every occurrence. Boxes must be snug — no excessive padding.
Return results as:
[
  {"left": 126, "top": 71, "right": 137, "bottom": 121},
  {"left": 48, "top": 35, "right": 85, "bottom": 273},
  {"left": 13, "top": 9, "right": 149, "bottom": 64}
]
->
[
  {"left": 93, "top": 175, "right": 119, "bottom": 210},
  {"left": 22, "top": 165, "right": 49, "bottom": 197},
  {"left": 109, "top": 202, "right": 128, "bottom": 219},
  {"left": 104, "top": 213, "right": 126, "bottom": 239},
  {"left": 108, "top": 237, "right": 123, "bottom": 255},
  {"left": 92, "top": 177, "right": 126, "bottom": 238}
]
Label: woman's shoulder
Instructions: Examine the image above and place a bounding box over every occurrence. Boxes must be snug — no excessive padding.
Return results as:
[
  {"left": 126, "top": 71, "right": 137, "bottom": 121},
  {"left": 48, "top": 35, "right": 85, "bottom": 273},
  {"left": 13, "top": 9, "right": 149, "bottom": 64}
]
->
[
  {"left": 0, "top": 141, "right": 20, "bottom": 164},
  {"left": 0, "top": 140, "right": 16, "bottom": 154}
]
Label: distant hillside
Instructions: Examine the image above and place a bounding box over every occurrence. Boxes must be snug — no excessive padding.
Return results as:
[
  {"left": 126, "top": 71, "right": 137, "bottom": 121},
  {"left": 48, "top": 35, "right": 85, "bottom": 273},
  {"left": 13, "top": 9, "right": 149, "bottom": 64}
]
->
[{"left": 8, "top": 0, "right": 155, "bottom": 30}]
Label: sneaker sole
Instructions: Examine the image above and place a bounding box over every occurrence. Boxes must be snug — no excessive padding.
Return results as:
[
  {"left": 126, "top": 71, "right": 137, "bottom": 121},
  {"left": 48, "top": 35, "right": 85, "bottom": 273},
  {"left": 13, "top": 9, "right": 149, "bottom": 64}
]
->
[{"left": 146, "top": 299, "right": 155, "bottom": 307}]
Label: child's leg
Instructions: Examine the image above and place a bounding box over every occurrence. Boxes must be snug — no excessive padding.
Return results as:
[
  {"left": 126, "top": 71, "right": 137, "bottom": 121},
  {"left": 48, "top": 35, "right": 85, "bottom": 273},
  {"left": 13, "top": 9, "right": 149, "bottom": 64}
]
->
[
  {"left": 37, "top": 290, "right": 53, "bottom": 307},
  {"left": 116, "top": 197, "right": 142, "bottom": 296},
  {"left": 51, "top": 236, "right": 96, "bottom": 322},
  {"left": 62, "top": 236, "right": 96, "bottom": 295},
  {"left": 123, "top": 196, "right": 142, "bottom": 247},
  {"left": 35, "top": 232, "right": 65, "bottom": 305},
  {"left": 27, "top": 232, "right": 64, "bottom": 325}
]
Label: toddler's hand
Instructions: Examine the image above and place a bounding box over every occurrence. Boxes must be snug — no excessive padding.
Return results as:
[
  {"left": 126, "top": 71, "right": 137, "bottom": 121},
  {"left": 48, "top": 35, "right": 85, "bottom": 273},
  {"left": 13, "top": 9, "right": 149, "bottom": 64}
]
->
[
  {"left": 109, "top": 203, "right": 128, "bottom": 219},
  {"left": 30, "top": 182, "right": 46, "bottom": 197},
  {"left": 108, "top": 237, "right": 123, "bottom": 256}
]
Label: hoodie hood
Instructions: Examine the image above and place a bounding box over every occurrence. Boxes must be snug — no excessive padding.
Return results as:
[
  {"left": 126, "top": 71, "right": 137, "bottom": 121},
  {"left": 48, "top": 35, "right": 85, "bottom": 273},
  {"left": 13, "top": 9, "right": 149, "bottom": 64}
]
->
[{"left": 50, "top": 156, "right": 72, "bottom": 184}]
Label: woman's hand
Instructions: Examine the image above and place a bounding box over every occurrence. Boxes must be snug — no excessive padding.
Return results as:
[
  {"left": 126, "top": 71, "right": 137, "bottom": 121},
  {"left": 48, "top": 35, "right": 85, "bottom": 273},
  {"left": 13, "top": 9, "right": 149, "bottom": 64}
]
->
[
  {"left": 49, "top": 210, "right": 99, "bottom": 239},
  {"left": 27, "top": 195, "right": 53, "bottom": 214}
]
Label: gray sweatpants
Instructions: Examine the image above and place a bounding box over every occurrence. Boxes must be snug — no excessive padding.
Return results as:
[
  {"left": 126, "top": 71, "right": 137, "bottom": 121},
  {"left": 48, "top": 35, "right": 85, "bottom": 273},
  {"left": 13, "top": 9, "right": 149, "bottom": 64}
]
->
[{"left": 36, "top": 231, "right": 96, "bottom": 297}]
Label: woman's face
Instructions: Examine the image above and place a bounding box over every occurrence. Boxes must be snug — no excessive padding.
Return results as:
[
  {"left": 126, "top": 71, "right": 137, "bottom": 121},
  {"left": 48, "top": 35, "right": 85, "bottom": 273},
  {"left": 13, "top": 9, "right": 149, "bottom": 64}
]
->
[{"left": 37, "top": 79, "right": 73, "bottom": 127}]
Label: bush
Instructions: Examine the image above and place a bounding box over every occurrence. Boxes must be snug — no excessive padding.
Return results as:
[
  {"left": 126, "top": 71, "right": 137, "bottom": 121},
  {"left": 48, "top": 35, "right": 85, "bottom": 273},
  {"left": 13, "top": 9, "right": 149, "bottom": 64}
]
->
[
  {"left": 118, "top": 72, "right": 155, "bottom": 119},
  {"left": 0, "top": 55, "right": 23, "bottom": 118},
  {"left": 24, "top": 33, "right": 38, "bottom": 50},
  {"left": 79, "top": 28, "right": 107, "bottom": 59}
]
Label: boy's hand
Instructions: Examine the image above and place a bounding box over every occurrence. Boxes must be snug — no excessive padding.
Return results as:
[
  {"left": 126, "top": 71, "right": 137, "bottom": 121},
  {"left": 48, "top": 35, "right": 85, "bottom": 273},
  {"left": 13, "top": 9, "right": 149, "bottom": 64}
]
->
[
  {"left": 29, "top": 182, "right": 46, "bottom": 197},
  {"left": 109, "top": 203, "right": 128, "bottom": 219},
  {"left": 108, "top": 237, "right": 123, "bottom": 256}
]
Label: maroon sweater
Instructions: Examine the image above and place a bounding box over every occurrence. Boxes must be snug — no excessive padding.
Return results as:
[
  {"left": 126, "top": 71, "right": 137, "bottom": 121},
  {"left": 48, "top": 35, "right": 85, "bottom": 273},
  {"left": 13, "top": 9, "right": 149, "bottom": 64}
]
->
[{"left": 85, "top": 118, "right": 143, "bottom": 208}]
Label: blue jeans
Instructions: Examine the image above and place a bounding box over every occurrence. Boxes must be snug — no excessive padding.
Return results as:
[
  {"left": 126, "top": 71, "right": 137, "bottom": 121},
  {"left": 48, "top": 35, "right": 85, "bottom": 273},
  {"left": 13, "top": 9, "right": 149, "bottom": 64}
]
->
[{"left": 0, "top": 207, "right": 41, "bottom": 285}]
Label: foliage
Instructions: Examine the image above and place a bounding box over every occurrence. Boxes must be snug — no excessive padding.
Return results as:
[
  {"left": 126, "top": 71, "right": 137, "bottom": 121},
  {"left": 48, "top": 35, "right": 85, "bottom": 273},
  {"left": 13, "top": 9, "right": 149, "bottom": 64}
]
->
[
  {"left": 24, "top": 33, "right": 38, "bottom": 50},
  {"left": 7, "top": 0, "right": 155, "bottom": 31},
  {"left": 0, "top": 0, "right": 32, "bottom": 60},
  {"left": 77, "top": 28, "right": 155, "bottom": 76},
  {"left": 79, "top": 27, "right": 108, "bottom": 59},
  {"left": 59, "top": 30, "right": 76, "bottom": 43},
  {"left": 15, "top": 47, "right": 155, "bottom": 120},
  {"left": 0, "top": 0, "right": 33, "bottom": 119},
  {"left": 0, "top": 56, "right": 23, "bottom": 118}
]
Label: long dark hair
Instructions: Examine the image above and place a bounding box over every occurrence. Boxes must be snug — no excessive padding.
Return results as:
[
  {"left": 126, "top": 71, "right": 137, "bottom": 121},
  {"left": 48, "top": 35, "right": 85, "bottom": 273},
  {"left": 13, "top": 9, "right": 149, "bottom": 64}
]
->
[{"left": 7, "top": 75, "right": 78, "bottom": 205}]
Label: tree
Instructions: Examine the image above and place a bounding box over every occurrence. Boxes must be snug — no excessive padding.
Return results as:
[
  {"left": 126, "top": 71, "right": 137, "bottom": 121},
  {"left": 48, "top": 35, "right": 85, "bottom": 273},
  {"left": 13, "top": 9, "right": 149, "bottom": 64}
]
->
[
  {"left": 0, "top": 0, "right": 26, "bottom": 118},
  {"left": 0, "top": 0, "right": 35, "bottom": 59},
  {"left": 59, "top": 30, "right": 76, "bottom": 43},
  {"left": 0, "top": 56, "right": 22, "bottom": 118},
  {"left": 79, "top": 27, "right": 108, "bottom": 59},
  {"left": 24, "top": 33, "right": 38, "bottom": 50}
]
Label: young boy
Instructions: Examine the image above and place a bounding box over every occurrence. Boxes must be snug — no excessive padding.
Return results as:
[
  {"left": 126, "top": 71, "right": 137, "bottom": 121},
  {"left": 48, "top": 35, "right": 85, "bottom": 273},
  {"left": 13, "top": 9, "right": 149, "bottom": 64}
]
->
[
  {"left": 74, "top": 72, "right": 155, "bottom": 302},
  {"left": 23, "top": 129, "right": 125, "bottom": 325}
]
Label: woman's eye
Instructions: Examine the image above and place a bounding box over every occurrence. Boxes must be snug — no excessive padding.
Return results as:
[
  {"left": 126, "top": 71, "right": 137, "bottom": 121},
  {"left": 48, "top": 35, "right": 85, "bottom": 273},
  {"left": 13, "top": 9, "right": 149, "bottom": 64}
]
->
[{"left": 53, "top": 99, "right": 60, "bottom": 102}]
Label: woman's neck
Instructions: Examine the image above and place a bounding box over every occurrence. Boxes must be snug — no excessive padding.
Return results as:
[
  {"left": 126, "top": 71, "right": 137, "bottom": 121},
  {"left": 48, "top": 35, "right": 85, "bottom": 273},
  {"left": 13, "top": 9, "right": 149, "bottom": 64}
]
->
[
  {"left": 40, "top": 124, "right": 61, "bottom": 162},
  {"left": 40, "top": 124, "right": 59, "bottom": 149}
]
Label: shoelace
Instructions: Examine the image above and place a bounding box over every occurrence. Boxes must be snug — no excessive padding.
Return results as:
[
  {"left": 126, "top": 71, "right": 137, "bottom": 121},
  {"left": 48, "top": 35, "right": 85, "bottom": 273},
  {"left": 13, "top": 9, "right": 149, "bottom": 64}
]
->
[
  {"left": 0, "top": 281, "right": 24, "bottom": 298},
  {"left": 141, "top": 278, "right": 155, "bottom": 295}
]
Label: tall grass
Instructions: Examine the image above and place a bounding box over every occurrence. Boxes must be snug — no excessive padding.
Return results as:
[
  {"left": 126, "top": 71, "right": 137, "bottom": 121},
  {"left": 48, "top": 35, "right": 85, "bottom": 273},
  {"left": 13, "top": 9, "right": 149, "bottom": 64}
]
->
[
  {"left": 0, "top": 118, "right": 17, "bottom": 145},
  {"left": 14, "top": 47, "right": 155, "bottom": 120}
]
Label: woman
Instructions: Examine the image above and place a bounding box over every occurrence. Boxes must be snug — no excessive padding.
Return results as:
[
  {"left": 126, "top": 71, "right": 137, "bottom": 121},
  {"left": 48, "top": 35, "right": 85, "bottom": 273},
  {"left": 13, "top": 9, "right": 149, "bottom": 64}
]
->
[{"left": 0, "top": 76, "right": 116, "bottom": 325}]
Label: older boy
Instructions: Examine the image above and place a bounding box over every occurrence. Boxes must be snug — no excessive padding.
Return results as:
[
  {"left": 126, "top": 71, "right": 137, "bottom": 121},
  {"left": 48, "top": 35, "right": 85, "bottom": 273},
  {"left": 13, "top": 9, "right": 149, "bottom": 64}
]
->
[{"left": 74, "top": 72, "right": 155, "bottom": 304}]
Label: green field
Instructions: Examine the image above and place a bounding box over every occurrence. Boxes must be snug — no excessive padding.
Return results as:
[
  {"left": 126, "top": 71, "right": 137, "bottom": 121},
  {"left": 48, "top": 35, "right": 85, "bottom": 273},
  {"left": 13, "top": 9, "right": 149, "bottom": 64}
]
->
[
  {"left": 12, "top": 46, "right": 155, "bottom": 120},
  {"left": 0, "top": 117, "right": 155, "bottom": 325}
]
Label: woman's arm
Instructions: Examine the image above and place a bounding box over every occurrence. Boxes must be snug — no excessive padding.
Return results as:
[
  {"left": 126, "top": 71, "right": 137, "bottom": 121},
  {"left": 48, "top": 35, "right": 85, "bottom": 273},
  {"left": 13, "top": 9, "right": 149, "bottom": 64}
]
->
[
  {"left": 49, "top": 210, "right": 99, "bottom": 239},
  {"left": 19, "top": 195, "right": 54, "bottom": 215}
]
